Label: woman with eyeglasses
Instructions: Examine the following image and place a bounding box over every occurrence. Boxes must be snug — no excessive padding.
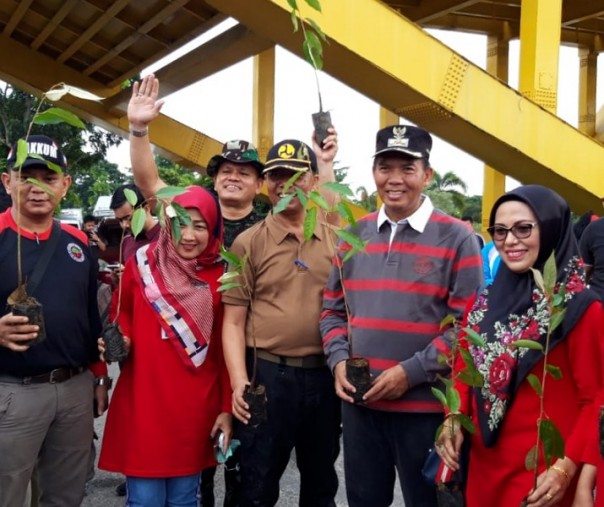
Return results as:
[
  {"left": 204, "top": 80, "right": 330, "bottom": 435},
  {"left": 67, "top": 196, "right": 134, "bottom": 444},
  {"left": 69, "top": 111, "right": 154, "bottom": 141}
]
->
[{"left": 435, "top": 185, "right": 602, "bottom": 507}]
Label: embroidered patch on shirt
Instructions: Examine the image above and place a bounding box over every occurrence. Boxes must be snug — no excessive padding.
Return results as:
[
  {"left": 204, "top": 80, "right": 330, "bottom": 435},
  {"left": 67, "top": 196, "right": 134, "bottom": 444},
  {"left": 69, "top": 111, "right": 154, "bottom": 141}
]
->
[
  {"left": 67, "top": 243, "right": 85, "bottom": 262},
  {"left": 413, "top": 256, "right": 435, "bottom": 275}
]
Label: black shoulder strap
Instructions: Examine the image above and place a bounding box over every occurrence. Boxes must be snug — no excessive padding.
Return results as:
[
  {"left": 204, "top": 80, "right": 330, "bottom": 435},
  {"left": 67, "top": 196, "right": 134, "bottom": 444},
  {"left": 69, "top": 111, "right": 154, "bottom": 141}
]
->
[{"left": 27, "top": 221, "right": 61, "bottom": 296}]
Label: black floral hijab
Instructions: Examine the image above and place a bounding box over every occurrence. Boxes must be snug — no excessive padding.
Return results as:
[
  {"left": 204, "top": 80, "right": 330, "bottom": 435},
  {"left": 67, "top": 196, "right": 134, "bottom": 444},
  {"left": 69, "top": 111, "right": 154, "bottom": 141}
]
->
[{"left": 466, "top": 185, "right": 597, "bottom": 447}]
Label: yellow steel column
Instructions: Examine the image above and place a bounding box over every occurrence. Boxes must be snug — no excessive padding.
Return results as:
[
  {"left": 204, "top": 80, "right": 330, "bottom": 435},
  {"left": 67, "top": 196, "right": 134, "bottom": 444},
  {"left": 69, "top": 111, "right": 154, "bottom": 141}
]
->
[
  {"left": 482, "top": 34, "right": 509, "bottom": 233},
  {"left": 578, "top": 47, "right": 597, "bottom": 137},
  {"left": 379, "top": 107, "right": 399, "bottom": 128},
  {"left": 252, "top": 47, "right": 275, "bottom": 161},
  {"left": 518, "top": 0, "right": 562, "bottom": 114}
]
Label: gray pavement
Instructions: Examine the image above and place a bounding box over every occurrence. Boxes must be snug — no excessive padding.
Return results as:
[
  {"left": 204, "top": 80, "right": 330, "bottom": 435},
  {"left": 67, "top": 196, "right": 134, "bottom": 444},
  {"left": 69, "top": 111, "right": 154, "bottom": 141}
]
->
[{"left": 82, "top": 364, "right": 404, "bottom": 506}]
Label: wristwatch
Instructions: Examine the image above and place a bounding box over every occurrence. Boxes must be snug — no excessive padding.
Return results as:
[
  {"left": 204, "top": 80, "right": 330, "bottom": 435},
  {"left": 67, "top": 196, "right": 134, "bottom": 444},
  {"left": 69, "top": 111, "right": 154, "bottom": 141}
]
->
[{"left": 95, "top": 376, "right": 113, "bottom": 389}]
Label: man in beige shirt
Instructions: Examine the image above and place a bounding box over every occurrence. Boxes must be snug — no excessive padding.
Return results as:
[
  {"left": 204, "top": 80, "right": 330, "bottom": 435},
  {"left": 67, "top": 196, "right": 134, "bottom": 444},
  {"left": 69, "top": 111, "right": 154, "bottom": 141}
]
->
[{"left": 222, "top": 138, "right": 340, "bottom": 507}]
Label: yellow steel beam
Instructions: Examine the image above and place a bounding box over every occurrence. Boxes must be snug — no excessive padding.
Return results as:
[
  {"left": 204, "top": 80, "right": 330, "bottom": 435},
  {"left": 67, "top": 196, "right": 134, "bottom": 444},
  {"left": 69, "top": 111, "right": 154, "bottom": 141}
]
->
[
  {"left": 518, "top": 0, "right": 562, "bottom": 113},
  {"left": 578, "top": 47, "right": 597, "bottom": 136},
  {"left": 0, "top": 32, "right": 222, "bottom": 172},
  {"left": 253, "top": 47, "right": 276, "bottom": 161},
  {"left": 204, "top": 0, "right": 604, "bottom": 213},
  {"left": 482, "top": 34, "right": 509, "bottom": 234},
  {"left": 379, "top": 108, "right": 399, "bottom": 128}
]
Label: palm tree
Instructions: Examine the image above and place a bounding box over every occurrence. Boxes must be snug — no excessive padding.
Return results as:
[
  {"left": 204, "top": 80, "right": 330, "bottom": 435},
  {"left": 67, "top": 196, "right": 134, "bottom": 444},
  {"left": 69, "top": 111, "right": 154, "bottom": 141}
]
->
[{"left": 426, "top": 170, "right": 468, "bottom": 211}]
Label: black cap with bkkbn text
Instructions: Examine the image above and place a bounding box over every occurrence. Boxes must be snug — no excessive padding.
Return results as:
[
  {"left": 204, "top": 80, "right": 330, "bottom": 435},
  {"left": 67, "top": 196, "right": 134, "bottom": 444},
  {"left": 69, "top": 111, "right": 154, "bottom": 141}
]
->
[
  {"left": 6, "top": 135, "right": 68, "bottom": 173},
  {"left": 374, "top": 125, "right": 432, "bottom": 161},
  {"left": 263, "top": 139, "right": 318, "bottom": 174}
]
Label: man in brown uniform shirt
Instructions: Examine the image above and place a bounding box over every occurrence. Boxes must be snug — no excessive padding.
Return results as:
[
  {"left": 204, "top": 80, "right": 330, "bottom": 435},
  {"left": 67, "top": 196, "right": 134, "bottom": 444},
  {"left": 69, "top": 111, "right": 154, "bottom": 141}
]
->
[{"left": 222, "top": 138, "right": 340, "bottom": 507}]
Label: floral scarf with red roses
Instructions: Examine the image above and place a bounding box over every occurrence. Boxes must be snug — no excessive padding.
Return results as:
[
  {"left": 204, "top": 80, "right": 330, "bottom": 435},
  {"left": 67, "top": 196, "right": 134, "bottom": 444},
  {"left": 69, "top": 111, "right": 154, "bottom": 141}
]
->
[{"left": 465, "top": 185, "right": 597, "bottom": 447}]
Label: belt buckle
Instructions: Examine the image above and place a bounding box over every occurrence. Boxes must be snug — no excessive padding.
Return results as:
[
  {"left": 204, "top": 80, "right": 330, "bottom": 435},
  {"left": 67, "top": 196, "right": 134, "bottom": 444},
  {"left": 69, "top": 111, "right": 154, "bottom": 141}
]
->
[{"left": 48, "top": 369, "right": 60, "bottom": 384}]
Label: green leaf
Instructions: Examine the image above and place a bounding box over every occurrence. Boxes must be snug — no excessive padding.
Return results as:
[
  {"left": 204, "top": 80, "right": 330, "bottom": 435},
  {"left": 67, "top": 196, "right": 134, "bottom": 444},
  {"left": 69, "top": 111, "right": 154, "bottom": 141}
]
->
[
  {"left": 171, "top": 202, "right": 192, "bottom": 226},
  {"left": 290, "top": 9, "right": 299, "bottom": 32},
  {"left": 543, "top": 251, "right": 557, "bottom": 292},
  {"left": 220, "top": 249, "right": 244, "bottom": 270},
  {"left": 431, "top": 387, "right": 447, "bottom": 408},
  {"left": 303, "top": 207, "right": 317, "bottom": 241},
  {"left": 15, "top": 139, "right": 28, "bottom": 169},
  {"left": 342, "top": 246, "right": 365, "bottom": 263},
  {"left": 131, "top": 208, "right": 147, "bottom": 238},
  {"left": 437, "top": 353, "right": 448, "bottom": 366},
  {"left": 335, "top": 228, "right": 366, "bottom": 253},
  {"left": 309, "top": 191, "right": 330, "bottom": 211},
  {"left": 287, "top": 0, "right": 298, "bottom": 9},
  {"left": 336, "top": 201, "right": 357, "bottom": 228},
  {"left": 323, "top": 182, "right": 354, "bottom": 197},
  {"left": 546, "top": 364, "right": 563, "bottom": 380},
  {"left": 304, "top": 0, "right": 322, "bottom": 12},
  {"left": 303, "top": 34, "right": 323, "bottom": 70},
  {"left": 510, "top": 339, "right": 544, "bottom": 351},
  {"left": 463, "top": 327, "right": 486, "bottom": 347},
  {"left": 282, "top": 171, "right": 302, "bottom": 194},
  {"left": 457, "top": 368, "right": 484, "bottom": 388},
  {"left": 273, "top": 193, "right": 295, "bottom": 215},
  {"left": 25, "top": 178, "right": 54, "bottom": 196},
  {"left": 124, "top": 188, "right": 138, "bottom": 207},
  {"left": 525, "top": 445, "right": 538, "bottom": 471},
  {"left": 34, "top": 107, "right": 86, "bottom": 129},
  {"left": 45, "top": 160, "right": 64, "bottom": 174},
  {"left": 440, "top": 314, "right": 457, "bottom": 329},
  {"left": 458, "top": 413, "right": 476, "bottom": 434},
  {"left": 295, "top": 187, "right": 308, "bottom": 208},
  {"left": 527, "top": 373, "right": 542, "bottom": 396},
  {"left": 218, "top": 271, "right": 240, "bottom": 283},
  {"left": 156, "top": 202, "right": 165, "bottom": 227},
  {"left": 530, "top": 267, "right": 546, "bottom": 293},
  {"left": 552, "top": 293, "right": 564, "bottom": 307},
  {"left": 550, "top": 308, "right": 566, "bottom": 333},
  {"left": 445, "top": 385, "right": 461, "bottom": 414},
  {"left": 540, "top": 419, "right": 565, "bottom": 467},
  {"left": 459, "top": 348, "right": 484, "bottom": 387},
  {"left": 63, "top": 84, "right": 103, "bottom": 101},
  {"left": 171, "top": 216, "right": 182, "bottom": 242},
  {"left": 217, "top": 282, "right": 242, "bottom": 293},
  {"left": 155, "top": 186, "right": 187, "bottom": 199},
  {"left": 44, "top": 87, "right": 69, "bottom": 101},
  {"left": 305, "top": 17, "right": 327, "bottom": 42}
]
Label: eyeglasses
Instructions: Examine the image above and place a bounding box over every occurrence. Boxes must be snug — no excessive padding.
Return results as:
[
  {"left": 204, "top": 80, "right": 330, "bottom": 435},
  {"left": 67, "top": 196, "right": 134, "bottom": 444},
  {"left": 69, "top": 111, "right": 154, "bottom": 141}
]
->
[{"left": 487, "top": 222, "right": 537, "bottom": 242}]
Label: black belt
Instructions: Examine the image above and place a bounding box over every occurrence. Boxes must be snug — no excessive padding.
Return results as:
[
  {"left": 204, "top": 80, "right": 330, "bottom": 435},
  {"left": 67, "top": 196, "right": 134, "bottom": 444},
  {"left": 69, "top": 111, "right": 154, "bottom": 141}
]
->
[
  {"left": 0, "top": 367, "right": 85, "bottom": 385},
  {"left": 255, "top": 349, "right": 327, "bottom": 369}
]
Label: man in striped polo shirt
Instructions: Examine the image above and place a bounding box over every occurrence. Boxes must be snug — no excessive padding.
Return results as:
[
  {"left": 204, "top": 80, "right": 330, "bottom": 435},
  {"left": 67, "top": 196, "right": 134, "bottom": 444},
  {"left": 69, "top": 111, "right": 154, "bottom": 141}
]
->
[{"left": 320, "top": 125, "right": 483, "bottom": 507}]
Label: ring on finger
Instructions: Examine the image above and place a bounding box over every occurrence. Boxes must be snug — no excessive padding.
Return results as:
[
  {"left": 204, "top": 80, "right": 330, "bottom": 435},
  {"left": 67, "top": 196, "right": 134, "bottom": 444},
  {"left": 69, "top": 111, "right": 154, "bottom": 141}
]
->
[{"left": 546, "top": 493, "right": 553, "bottom": 501}]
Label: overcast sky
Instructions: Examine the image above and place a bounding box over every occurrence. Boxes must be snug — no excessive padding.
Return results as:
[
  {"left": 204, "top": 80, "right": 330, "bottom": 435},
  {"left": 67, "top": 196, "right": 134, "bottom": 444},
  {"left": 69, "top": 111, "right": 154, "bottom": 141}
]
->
[{"left": 107, "top": 21, "right": 603, "bottom": 198}]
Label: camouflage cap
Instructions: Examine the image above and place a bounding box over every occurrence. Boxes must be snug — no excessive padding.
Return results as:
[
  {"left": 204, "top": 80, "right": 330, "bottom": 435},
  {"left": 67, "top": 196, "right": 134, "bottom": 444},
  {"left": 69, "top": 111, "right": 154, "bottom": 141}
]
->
[
  {"left": 263, "top": 139, "right": 318, "bottom": 174},
  {"left": 206, "top": 140, "right": 264, "bottom": 177}
]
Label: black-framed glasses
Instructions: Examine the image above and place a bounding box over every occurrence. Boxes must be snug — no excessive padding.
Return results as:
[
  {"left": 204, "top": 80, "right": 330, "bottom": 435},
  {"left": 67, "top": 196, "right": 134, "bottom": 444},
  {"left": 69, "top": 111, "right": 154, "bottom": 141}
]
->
[{"left": 487, "top": 222, "right": 538, "bottom": 242}]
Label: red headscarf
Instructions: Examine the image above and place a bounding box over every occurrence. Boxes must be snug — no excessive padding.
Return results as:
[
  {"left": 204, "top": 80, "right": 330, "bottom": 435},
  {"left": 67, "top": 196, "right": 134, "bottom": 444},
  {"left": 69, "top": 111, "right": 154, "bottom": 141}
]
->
[{"left": 136, "top": 186, "right": 223, "bottom": 369}]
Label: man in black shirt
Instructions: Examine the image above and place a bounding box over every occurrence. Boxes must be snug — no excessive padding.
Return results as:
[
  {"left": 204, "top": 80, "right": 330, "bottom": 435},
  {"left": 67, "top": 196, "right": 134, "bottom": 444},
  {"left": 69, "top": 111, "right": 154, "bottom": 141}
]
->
[{"left": 0, "top": 135, "right": 108, "bottom": 507}]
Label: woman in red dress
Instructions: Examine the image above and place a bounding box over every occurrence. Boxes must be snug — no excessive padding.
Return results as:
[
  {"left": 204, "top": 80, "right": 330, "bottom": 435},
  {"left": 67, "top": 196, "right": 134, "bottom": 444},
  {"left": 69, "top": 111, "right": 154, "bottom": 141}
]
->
[
  {"left": 99, "top": 186, "right": 232, "bottom": 507},
  {"left": 437, "top": 185, "right": 601, "bottom": 507}
]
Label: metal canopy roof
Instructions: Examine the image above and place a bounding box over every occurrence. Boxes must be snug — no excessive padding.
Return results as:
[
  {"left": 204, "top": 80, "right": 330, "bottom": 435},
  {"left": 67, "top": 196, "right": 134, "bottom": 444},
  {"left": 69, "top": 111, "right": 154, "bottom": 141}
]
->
[
  {"left": 3, "top": 1, "right": 603, "bottom": 101},
  {"left": 387, "top": 0, "right": 604, "bottom": 47}
]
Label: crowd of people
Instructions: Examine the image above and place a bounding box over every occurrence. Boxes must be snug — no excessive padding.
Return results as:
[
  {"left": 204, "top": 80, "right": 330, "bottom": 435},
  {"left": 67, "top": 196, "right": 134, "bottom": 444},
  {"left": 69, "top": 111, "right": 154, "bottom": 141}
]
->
[{"left": 1, "top": 74, "right": 604, "bottom": 507}]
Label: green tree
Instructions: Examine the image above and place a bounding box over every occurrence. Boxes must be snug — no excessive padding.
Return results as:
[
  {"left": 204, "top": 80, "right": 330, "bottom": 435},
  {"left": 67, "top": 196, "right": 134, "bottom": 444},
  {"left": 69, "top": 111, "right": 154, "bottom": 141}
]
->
[
  {"left": 425, "top": 169, "right": 471, "bottom": 216},
  {"left": 0, "top": 82, "right": 123, "bottom": 211},
  {"left": 67, "top": 159, "right": 129, "bottom": 212},
  {"left": 353, "top": 186, "right": 378, "bottom": 212},
  {"left": 462, "top": 195, "right": 482, "bottom": 224}
]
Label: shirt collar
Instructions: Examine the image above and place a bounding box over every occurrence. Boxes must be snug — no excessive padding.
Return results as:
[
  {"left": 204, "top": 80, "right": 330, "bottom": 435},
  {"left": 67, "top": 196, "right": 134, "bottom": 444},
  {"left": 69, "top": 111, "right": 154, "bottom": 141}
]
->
[
  {"left": 266, "top": 212, "right": 325, "bottom": 245},
  {"left": 376, "top": 195, "right": 434, "bottom": 233}
]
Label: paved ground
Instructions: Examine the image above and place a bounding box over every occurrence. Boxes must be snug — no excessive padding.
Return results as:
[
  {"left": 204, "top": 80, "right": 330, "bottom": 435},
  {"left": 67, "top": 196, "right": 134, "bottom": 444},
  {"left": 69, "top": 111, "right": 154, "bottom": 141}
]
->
[{"left": 81, "top": 364, "right": 404, "bottom": 506}]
